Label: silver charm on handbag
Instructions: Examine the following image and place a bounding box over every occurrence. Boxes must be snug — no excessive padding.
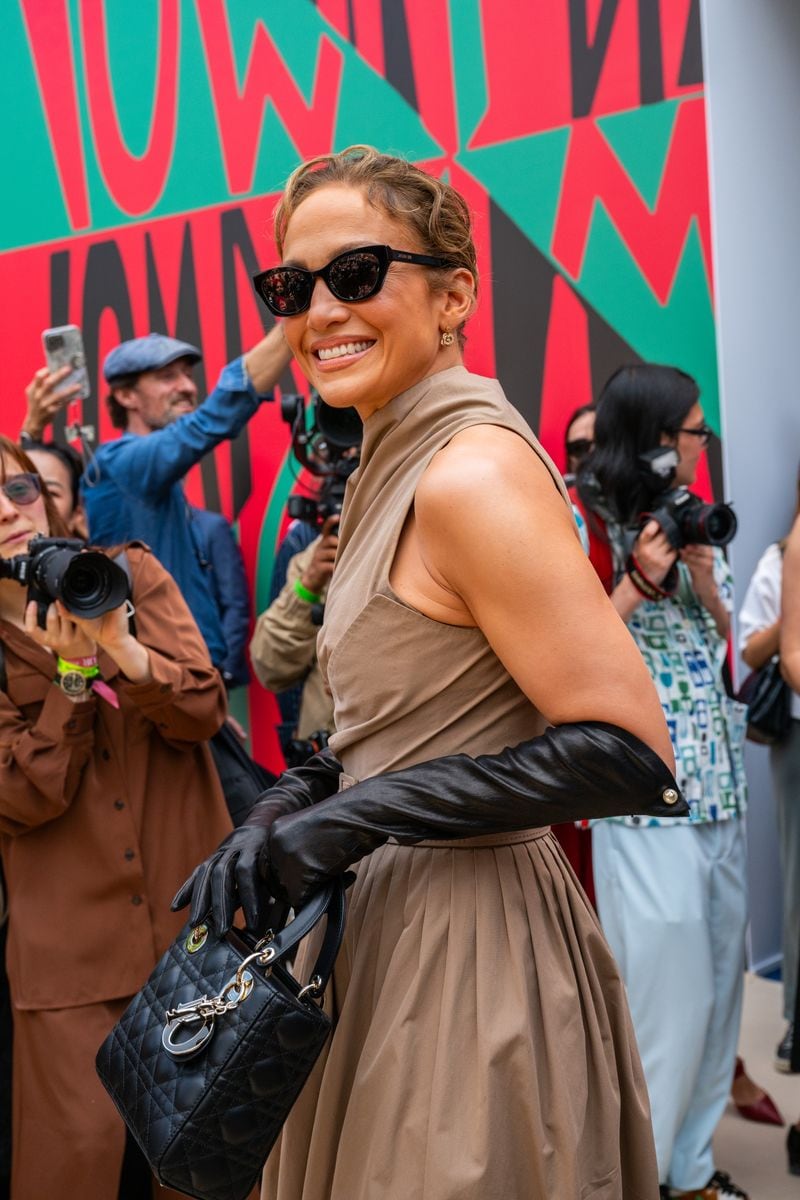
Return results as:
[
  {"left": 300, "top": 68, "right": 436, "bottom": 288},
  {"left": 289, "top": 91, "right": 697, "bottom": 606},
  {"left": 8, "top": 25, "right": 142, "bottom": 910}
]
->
[{"left": 161, "top": 931, "right": 277, "bottom": 1059}]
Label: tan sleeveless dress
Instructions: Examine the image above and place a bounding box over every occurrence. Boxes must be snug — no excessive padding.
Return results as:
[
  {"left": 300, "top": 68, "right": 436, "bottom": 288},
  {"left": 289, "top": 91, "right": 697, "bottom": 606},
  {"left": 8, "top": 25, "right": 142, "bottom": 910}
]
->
[{"left": 261, "top": 366, "right": 658, "bottom": 1200}]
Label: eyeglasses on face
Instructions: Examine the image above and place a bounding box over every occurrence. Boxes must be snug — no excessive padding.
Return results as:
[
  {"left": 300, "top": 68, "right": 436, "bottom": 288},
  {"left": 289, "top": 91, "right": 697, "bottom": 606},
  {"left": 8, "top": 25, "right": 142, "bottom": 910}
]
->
[
  {"left": 252, "top": 244, "right": 455, "bottom": 317},
  {"left": 0, "top": 473, "right": 42, "bottom": 507},
  {"left": 675, "top": 423, "right": 713, "bottom": 447},
  {"left": 566, "top": 438, "right": 594, "bottom": 460}
]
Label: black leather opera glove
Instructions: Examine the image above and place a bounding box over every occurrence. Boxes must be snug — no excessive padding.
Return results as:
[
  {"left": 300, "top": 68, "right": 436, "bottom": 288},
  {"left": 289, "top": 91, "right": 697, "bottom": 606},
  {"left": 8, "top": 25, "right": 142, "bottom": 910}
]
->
[
  {"left": 171, "top": 747, "right": 342, "bottom": 933},
  {"left": 267, "top": 721, "right": 687, "bottom": 908}
]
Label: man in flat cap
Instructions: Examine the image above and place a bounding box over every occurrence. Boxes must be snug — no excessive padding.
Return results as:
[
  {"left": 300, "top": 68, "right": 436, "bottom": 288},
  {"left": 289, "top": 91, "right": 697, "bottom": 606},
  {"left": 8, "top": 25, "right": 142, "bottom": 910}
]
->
[{"left": 82, "top": 326, "right": 290, "bottom": 669}]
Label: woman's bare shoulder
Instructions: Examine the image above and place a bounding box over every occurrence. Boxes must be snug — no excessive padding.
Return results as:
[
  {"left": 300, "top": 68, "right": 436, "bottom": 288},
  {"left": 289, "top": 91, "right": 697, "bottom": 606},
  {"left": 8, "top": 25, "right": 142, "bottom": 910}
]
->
[{"left": 416, "top": 423, "right": 567, "bottom": 539}]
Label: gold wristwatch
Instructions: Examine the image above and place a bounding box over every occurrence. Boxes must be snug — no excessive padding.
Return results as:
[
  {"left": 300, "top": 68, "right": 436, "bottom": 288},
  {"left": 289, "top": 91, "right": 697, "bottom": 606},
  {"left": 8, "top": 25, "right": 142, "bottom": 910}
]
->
[{"left": 54, "top": 669, "right": 92, "bottom": 699}]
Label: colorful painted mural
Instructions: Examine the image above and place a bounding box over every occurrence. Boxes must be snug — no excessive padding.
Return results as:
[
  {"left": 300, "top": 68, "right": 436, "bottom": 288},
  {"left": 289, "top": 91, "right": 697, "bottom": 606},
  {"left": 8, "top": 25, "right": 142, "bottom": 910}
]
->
[{"left": 0, "top": 0, "right": 715, "bottom": 765}]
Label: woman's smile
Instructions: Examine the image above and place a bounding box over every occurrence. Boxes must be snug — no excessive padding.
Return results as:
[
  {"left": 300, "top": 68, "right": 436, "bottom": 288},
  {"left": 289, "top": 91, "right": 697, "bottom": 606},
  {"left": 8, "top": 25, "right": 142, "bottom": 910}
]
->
[{"left": 312, "top": 338, "right": 377, "bottom": 367}]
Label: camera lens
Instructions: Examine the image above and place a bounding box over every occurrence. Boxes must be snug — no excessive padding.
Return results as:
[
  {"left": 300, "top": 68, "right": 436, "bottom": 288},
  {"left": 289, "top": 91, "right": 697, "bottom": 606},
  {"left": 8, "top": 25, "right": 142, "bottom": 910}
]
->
[
  {"left": 704, "top": 505, "right": 737, "bottom": 546},
  {"left": 32, "top": 545, "right": 129, "bottom": 617},
  {"left": 684, "top": 502, "right": 738, "bottom": 547},
  {"left": 62, "top": 560, "right": 111, "bottom": 609},
  {"left": 60, "top": 552, "right": 129, "bottom": 616}
]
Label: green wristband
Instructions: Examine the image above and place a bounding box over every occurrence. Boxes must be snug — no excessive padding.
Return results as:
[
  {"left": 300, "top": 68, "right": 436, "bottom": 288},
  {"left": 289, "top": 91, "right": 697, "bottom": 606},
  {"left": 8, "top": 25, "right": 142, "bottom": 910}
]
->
[
  {"left": 56, "top": 656, "right": 100, "bottom": 678},
  {"left": 293, "top": 578, "right": 321, "bottom": 604}
]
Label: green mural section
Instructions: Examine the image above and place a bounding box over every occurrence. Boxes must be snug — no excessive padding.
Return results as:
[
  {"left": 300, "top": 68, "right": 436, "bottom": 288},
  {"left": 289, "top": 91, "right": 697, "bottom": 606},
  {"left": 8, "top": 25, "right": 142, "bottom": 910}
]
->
[
  {"left": 5, "top": 0, "right": 715, "bottom": 427},
  {"left": 458, "top": 92, "right": 718, "bottom": 428},
  {"left": 598, "top": 99, "right": 684, "bottom": 210},
  {"left": 3, "top": 0, "right": 442, "bottom": 252}
]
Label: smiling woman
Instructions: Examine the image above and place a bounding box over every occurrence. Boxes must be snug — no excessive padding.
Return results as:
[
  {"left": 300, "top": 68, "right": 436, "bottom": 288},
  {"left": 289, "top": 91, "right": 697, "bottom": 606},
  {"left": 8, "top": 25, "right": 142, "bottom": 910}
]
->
[{"left": 176, "top": 147, "right": 687, "bottom": 1200}]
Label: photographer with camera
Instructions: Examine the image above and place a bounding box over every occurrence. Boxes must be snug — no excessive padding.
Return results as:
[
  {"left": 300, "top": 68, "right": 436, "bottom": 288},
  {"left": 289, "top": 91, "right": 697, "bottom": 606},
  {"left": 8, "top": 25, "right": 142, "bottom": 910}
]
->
[
  {"left": 251, "top": 392, "right": 360, "bottom": 765},
  {"left": 0, "top": 434, "right": 233, "bottom": 1199},
  {"left": 573, "top": 364, "right": 749, "bottom": 1200}
]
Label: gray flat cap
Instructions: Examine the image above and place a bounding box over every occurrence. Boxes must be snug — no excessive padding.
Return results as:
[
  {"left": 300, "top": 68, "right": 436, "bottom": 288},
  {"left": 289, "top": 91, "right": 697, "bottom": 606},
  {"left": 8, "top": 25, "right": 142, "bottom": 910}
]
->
[{"left": 103, "top": 333, "right": 202, "bottom": 383}]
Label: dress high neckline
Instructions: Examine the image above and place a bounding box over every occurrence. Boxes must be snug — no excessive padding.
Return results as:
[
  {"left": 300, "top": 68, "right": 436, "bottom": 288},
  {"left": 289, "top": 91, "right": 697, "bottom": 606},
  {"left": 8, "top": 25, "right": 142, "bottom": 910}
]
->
[{"left": 357, "top": 365, "right": 469, "bottom": 471}]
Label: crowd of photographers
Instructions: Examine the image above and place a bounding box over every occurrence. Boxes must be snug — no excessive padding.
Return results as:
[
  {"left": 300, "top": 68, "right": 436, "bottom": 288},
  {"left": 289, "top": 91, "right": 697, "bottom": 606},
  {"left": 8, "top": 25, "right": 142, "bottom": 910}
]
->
[{"left": 0, "top": 331, "right": 798, "bottom": 1197}]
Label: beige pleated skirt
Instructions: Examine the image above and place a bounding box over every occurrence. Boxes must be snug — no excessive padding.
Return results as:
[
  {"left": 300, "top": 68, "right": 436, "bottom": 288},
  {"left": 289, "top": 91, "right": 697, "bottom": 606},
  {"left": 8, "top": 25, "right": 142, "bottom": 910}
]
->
[{"left": 261, "top": 829, "right": 658, "bottom": 1200}]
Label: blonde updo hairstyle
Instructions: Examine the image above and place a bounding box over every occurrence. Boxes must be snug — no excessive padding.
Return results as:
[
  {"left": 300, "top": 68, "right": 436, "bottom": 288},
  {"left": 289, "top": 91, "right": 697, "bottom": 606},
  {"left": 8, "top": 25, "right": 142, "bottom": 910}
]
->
[{"left": 273, "top": 146, "right": 478, "bottom": 347}]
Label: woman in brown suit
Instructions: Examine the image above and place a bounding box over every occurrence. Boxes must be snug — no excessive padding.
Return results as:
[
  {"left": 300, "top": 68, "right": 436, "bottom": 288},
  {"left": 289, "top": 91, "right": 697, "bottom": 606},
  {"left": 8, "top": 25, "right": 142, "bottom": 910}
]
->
[
  {"left": 0, "top": 435, "right": 232, "bottom": 1199},
  {"left": 177, "top": 149, "right": 688, "bottom": 1199}
]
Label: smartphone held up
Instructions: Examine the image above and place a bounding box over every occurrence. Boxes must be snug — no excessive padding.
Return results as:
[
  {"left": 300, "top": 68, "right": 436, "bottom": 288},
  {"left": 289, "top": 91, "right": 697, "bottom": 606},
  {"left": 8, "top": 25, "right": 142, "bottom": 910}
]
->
[{"left": 41, "top": 325, "right": 90, "bottom": 401}]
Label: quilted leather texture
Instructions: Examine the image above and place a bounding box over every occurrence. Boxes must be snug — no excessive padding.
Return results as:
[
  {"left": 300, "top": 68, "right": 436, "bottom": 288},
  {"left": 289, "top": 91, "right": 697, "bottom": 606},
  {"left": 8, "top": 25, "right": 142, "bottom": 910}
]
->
[{"left": 96, "top": 923, "right": 331, "bottom": 1200}]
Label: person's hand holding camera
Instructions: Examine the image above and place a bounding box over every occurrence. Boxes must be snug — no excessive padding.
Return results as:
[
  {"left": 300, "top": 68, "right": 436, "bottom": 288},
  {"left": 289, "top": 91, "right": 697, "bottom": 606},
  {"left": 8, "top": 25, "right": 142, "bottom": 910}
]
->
[
  {"left": 632, "top": 520, "right": 678, "bottom": 586},
  {"left": 24, "top": 599, "right": 97, "bottom": 663},
  {"left": 65, "top": 599, "right": 153, "bottom": 684},
  {"left": 301, "top": 514, "right": 339, "bottom": 596},
  {"left": 680, "top": 544, "right": 716, "bottom": 607},
  {"left": 24, "top": 596, "right": 153, "bottom": 686},
  {"left": 614, "top": 520, "right": 678, "bottom": 620}
]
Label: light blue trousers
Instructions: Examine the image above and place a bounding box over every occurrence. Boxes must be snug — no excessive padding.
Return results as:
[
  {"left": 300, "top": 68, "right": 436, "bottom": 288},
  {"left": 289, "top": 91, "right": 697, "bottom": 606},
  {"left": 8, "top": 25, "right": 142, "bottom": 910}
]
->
[{"left": 592, "top": 818, "right": 747, "bottom": 1191}]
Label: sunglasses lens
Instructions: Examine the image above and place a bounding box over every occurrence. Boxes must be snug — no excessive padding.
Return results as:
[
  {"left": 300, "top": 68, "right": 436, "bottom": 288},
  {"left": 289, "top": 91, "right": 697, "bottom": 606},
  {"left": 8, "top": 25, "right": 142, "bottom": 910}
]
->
[
  {"left": 3, "top": 475, "right": 40, "bottom": 505},
  {"left": 260, "top": 268, "right": 310, "bottom": 316},
  {"left": 329, "top": 251, "right": 382, "bottom": 301}
]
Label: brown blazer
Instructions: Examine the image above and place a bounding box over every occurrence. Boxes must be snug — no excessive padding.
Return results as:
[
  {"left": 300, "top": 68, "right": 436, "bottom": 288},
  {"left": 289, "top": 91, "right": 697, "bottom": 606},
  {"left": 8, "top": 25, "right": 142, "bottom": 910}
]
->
[{"left": 0, "top": 545, "right": 232, "bottom": 1011}]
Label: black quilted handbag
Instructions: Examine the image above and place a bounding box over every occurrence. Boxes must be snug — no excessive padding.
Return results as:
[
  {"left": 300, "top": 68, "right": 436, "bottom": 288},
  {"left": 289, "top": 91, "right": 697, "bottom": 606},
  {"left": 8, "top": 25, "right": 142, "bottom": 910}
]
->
[
  {"left": 737, "top": 657, "right": 792, "bottom": 745},
  {"left": 96, "top": 881, "right": 345, "bottom": 1200}
]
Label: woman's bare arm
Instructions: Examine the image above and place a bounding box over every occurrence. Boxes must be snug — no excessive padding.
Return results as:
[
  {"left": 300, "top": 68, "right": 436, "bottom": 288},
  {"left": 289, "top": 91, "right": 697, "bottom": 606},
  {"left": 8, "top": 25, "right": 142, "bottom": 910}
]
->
[
  {"left": 781, "top": 516, "right": 800, "bottom": 691},
  {"left": 742, "top": 620, "right": 781, "bottom": 671},
  {"left": 400, "top": 425, "right": 675, "bottom": 769}
]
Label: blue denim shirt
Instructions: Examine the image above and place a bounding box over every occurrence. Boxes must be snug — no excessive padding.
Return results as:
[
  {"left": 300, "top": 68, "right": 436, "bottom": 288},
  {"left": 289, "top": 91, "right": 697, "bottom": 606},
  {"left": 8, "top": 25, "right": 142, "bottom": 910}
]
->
[
  {"left": 189, "top": 506, "right": 251, "bottom": 687},
  {"left": 82, "top": 358, "right": 269, "bottom": 667}
]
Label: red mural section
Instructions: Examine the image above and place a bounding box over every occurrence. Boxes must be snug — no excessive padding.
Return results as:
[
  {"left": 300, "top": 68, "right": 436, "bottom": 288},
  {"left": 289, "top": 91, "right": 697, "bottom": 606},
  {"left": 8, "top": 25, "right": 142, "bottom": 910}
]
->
[
  {"left": 1, "top": 0, "right": 712, "bottom": 769},
  {"left": 552, "top": 97, "right": 712, "bottom": 302}
]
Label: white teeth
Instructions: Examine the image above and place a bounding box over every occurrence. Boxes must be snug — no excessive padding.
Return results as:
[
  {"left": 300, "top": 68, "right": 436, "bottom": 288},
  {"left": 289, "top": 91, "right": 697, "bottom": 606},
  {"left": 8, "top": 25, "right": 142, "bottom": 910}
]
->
[{"left": 318, "top": 341, "right": 372, "bottom": 361}]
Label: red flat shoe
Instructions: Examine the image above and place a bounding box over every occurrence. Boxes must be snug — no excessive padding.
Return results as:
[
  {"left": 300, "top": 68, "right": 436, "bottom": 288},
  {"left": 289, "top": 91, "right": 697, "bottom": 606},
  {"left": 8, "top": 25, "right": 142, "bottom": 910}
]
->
[{"left": 733, "top": 1057, "right": 785, "bottom": 1126}]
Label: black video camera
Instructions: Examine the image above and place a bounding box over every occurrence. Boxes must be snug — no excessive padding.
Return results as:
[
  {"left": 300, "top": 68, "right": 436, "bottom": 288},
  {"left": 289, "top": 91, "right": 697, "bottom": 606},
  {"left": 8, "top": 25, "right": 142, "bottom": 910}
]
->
[
  {"left": 286, "top": 481, "right": 346, "bottom": 530},
  {"left": 638, "top": 448, "right": 737, "bottom": 549},
  {"left": 281, "top": 391, "right": 362, "bottom": 530},
  {"left": 0, "top": 536, "right": 130, "bottom": 627}
]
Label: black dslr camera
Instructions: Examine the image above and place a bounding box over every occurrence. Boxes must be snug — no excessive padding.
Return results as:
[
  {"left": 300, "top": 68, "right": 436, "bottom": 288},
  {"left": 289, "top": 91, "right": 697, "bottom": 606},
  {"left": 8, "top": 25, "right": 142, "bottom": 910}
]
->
[
  {"left": 281, "top": 392, "right": 363, "bottom": 627},
  {"left": 281, "top": 391, "right": 362, "bottom": 530},
  {"left": 638, "top": 448, "right": 737, "bottom": 549},
  {"left": 0, "top": 535, "right": 130, "bottom": 626},
  {"left": 283, "top": 728, "right": 330, "bottom": 770}
]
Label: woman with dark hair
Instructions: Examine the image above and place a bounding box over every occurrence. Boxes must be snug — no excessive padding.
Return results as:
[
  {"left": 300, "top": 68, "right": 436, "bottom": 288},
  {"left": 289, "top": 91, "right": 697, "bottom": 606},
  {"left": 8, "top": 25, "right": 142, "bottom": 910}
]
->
[
  {"left": 20, "top": 438, "right": 87, "bottom": 539},
  {"left": 575, "top": 364, "right": 750, "bottom": 1200},
  {"left": 0, "top": 435, "right": 232, "bottom": 1198},
  {"left": 175, "top": 148, "right": 687, "bottom": 1199},
  {"left": 563, "top": 401, "right": 595, "bottom": 486},
  {"left": 580, "top": 364, "right": 702, "bottom": 525}
]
